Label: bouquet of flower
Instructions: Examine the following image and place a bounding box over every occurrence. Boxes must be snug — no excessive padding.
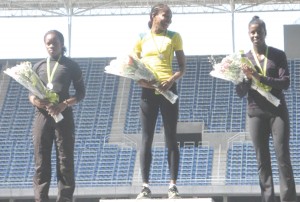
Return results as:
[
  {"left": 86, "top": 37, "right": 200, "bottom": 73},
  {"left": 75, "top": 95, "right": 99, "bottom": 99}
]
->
[
  {"left": 209, "top": 52, "right": 280, "bottom": 107},
  {"left": 104, "top": 55, "right": 178, "bottom": 104},
  {"left": 3, "top": 62, "right": 63, "bottom": 122},
  {"left": 209, "top": 53, "right": 245, "bottom": 85}
]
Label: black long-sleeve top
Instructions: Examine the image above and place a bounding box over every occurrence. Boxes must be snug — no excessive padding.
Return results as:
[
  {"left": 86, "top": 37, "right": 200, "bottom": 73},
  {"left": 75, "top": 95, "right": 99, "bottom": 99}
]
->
[
  {"left": 235, "top": 46, "right": 289, "bottom": 113},
  {"left": 31, "top": 56, "right": 85, "bottom": 118}
]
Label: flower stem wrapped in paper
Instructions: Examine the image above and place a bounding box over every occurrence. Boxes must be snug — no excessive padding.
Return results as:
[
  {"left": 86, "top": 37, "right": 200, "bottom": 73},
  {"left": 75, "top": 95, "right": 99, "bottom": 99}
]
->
[
  {"left": 104, "top": 55, "right": 178, "bottom": 104},
  {"left": 209, "top": 51, "right": 280, "bottom": 107},
  {"left": 3, "top": 62, "right": 63, "bottom": 122}
]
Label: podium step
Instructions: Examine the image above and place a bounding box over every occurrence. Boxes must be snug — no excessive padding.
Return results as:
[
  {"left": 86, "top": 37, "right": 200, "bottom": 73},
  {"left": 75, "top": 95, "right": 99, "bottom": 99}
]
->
[{"left": 100, "top": 198, "right": 214, "bottom": 202}]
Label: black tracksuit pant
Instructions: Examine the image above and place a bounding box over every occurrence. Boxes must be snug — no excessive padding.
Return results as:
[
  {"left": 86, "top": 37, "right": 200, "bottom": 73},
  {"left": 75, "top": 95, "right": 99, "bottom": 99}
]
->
[
  {"left": 248, "top": 107, "right": 296, "bottom": 202},
  {"left": 139, "top": 85, "right": 180, "bottom": 183},
  {"left": 32, "top": 109, "right": 75, "bottom": 202}
]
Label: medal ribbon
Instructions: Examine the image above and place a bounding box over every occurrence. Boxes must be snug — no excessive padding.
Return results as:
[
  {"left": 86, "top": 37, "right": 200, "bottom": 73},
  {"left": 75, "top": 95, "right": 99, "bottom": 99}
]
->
[
  {"left": 251, "top": 46, "right": 271, "bottom": 92},
  {"left": 252, "top": 46, "right": 268, "bottom": 76},
  {"left": 47, "top": 55, "right": 61, "bottom": 87},
  {"left": 151, "top": 30, "right": 167, "bottom": 59}
]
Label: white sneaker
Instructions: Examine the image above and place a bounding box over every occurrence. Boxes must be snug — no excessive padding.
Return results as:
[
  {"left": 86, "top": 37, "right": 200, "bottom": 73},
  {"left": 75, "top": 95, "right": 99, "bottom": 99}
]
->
[
  {"left": 136, "top": 186, "right": 152, "bottom": 199},
  {"left": 168, "top": 185, "right": 181, "bottom": 199}
]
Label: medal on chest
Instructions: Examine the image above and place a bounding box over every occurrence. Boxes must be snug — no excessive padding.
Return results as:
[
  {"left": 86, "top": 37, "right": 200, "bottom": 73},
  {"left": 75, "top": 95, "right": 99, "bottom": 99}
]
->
[
  {"left": 158, "top": 53, "right": 164, "bottom": 60},
  {"left": 151, "top": 30, "right": 167, "bottom": 60},
  {"left": 47, "top": 82, "right": 54, "bottom": 90},
  {"left": 47, "top": 55, "right": 61, "bottom": 90}
]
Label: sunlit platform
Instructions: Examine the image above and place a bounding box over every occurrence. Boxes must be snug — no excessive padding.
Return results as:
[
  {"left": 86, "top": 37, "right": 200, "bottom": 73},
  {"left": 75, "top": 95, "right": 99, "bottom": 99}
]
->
[{"left": 100, "top": 198, "right": 214, "bottom": 202}]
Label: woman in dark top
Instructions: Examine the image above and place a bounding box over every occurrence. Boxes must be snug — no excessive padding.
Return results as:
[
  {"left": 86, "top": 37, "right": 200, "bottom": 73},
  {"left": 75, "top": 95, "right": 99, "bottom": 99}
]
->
[
  {"left": 29, "top": 30, "right": 85, "bottom": 202},
  {"left": 236, "top": 16, "right": 296, "bottom": 202}
]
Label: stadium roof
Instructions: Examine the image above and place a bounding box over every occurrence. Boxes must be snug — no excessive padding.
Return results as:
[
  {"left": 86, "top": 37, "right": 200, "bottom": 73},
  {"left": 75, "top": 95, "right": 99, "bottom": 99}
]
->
[{"left": 0, "top": 0, "right": 300, "bottom": 17}]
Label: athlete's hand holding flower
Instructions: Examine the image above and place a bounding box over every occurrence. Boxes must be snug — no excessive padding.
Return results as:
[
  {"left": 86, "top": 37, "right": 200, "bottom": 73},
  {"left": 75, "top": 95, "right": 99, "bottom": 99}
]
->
[
  {"left": 4, "top": 61, "right": 64, "bottom": 122},
  {"left": 209, "top": 51, "right": 280, "bottom": 106},
  {"left": 31, "top": 96, "right": 51, "bottom": 109},
  {"left": 105, "top": 54, "right": 179, "bottom": 104},
  {"left": 45, "top": 102, "right": 68, "bottom": 117},
  {"left": 137, "top": 79, "right": 157, "bottom": 89},
  {"left": 158, "top": 77, "right": 175, "bottom": 92},
  {"left": 241, "top": 63, "right": 260, "bottom": 80}
]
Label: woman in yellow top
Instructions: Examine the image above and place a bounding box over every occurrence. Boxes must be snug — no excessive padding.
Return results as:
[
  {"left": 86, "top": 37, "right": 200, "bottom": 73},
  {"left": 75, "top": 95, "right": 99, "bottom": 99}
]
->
[{"left": 133, "top": 3, "right": 186, "bottom": 199}]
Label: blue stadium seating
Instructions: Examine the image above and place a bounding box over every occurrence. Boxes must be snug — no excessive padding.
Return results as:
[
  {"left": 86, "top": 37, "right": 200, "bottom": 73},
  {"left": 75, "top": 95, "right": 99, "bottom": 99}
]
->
[
  {"left": 149, "top": 145, "right": 213, "bottom": 186},
  {"left": 124, "top": 81, "right": 163, "bottom": 134},
  {"left": 0, "top": 58, "right": 135, "bottom": 188},
  {"left": 1, "top": 57, "right": 300, "bottom": 188},
  {"left": 124, "top": 55, "right": 247, "bottom": 134}
]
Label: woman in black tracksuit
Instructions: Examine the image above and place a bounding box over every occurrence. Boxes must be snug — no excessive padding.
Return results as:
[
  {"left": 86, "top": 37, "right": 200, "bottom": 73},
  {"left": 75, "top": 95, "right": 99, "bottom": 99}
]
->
[
  {"left": 236, "top": 16, "right": 296, "bottom": 202},
  {"left": 29, "top": 30, "right": 85, "bottom": 202}
]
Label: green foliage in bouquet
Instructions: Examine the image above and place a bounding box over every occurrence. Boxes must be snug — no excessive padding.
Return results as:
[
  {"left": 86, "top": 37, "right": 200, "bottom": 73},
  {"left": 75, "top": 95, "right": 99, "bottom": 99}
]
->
[{"left": 4, "top": 61, "right": 59, "bottom": 104}]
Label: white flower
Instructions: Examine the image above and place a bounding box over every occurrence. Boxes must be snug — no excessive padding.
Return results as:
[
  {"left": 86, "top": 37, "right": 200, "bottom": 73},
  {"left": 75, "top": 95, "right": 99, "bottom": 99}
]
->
[
  {"left": 209, "top": 52, "right": 280, "bottom": 107},
  {"left": 4, "top": 62, "right": 63, "bottom": 122},
  {"left": 105, "top": 55, "right": 178, "bottom": 104}
]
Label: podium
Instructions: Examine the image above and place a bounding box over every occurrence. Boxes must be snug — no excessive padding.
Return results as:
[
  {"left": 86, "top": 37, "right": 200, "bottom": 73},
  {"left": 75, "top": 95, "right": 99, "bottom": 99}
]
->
[{"left": 100, "top": 198, "right": 214, "bottom": 202}]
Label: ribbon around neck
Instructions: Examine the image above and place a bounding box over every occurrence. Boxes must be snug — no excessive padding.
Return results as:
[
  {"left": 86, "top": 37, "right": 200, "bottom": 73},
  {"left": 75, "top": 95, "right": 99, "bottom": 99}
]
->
[
  {"left": 251, "top": 47, "right": 272, "bottom": 92},
  {"left": 47, "top": 55, "right": 61, "bottom": 88}
]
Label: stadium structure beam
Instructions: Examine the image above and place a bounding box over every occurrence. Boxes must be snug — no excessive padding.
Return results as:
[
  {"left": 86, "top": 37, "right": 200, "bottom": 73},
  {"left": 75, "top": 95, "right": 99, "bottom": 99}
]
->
[
  {"left": 0, "top": 1, "right": 300, "bottom": 17},
  {"left": 1, "top": 0, "right": 298, "bottom": 56}
]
